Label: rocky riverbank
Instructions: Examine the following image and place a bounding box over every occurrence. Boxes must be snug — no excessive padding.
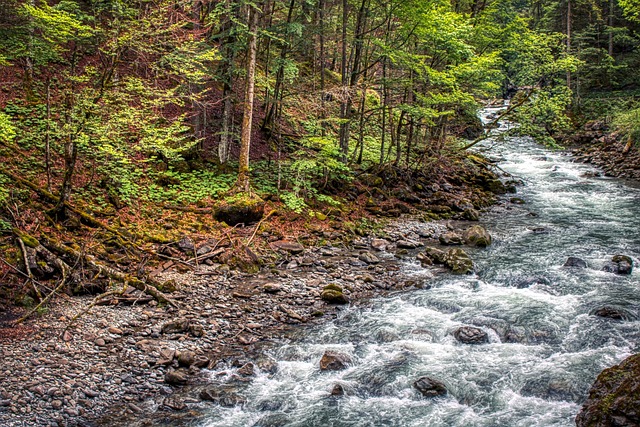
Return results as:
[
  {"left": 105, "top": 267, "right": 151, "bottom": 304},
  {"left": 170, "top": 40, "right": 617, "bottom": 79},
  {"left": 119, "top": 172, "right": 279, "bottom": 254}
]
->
[
  {"left": 0, "top": 215, "right": 500, "bottom": 427},
  {"left": 565, "top": 121, "right": 640, "bottom": 181}
]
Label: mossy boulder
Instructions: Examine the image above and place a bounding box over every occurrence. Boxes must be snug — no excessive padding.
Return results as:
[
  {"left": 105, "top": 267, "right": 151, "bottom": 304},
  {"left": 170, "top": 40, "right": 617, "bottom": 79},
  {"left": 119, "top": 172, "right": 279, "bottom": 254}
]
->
[
  {"left": 321, "top": 284, "right": 349, "bottom": 304},
  {"left": 419, "top": 247, "right": 447, "bottom": 265},
  {"left": 463, "top": 225, "right": 492, "bottom": 247},
  {"left": 214, "top": 194, "right": 265, "bottom": 226},
  {"left": 576, "top": 353, "right": 640, "bottom": 427},
  {"left": 444, "top": 248, "right": 474, "bottom": 274}
]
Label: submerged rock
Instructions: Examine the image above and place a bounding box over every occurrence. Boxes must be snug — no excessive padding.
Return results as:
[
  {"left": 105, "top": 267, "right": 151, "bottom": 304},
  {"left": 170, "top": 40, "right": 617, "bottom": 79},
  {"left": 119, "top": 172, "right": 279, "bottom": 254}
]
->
[
  {"left": 564, "top": 257, "right": 588, "bottom": 268},
  {"left": 463, "top": 225, "right": 492, "bottom": 247},
  {"left": 602, "top": 255, "right": 634, "bottom": 275},
  {"left": 413, "top": 376, "right": 447, "bottom": 397},
  {"left": 576, "top": 353, "right": 640, "bottom": 427},
  {"left": 453, "top": 326, "right": 488, "bottom": 344},
  {"left": 319, "top": 351, "right": 351, "bottom": 371},
  {"left": 590, "top": 306, "right": 637, "bottom": 321},
  {"left": 199, "top": 386, "right": 246, "bottom": 407}
]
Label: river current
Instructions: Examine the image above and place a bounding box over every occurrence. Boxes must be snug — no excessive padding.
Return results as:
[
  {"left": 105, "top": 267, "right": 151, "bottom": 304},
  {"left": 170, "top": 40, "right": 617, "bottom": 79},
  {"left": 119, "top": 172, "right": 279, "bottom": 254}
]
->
[{"left": 198, "top": 107, "right": 640, "bottom": 427}]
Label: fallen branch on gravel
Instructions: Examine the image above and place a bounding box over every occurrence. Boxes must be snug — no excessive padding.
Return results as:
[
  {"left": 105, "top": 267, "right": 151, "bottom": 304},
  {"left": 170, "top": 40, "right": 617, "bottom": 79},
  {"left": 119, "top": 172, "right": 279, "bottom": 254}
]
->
[{"left": 42, "top": 236, "right": 180, "bottom": 308}]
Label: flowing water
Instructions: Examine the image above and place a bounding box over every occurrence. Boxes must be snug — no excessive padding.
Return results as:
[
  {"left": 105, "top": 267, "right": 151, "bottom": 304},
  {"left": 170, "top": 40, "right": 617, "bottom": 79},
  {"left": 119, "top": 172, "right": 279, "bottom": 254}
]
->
[{"left": 198, "top": 107, "right": 640, "bottom": 427}]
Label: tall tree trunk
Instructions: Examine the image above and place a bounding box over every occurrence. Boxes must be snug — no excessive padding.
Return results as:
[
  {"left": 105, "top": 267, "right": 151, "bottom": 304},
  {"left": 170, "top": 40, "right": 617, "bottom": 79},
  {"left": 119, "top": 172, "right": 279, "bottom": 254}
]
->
[
  {"left": 235, "top": 3, "right": 260, "bottom": 193},
  {"left": 218, "top": 0, "right": 237, "bottom": 165},
  {"left": 566, "top": 0, "right": 572, "bottom": 89},
  {"left": 608, "top": 0, "right": 614, "bottom": 57},
  {"left": 338, "top": 0, "right": 349, "bottom": 161}
]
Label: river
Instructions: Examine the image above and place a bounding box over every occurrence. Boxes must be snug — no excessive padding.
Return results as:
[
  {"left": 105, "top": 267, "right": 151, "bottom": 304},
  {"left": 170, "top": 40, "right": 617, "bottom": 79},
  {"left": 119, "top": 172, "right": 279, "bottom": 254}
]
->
[{"left": 196, "top": 106, "right": 640, "bottom": 427}]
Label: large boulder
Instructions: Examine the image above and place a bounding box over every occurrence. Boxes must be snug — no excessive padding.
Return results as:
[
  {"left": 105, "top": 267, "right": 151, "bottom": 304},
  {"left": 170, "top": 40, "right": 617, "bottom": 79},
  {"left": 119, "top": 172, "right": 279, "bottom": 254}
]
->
[
  {"left": 214, "top": 194, "right": 265, "bottom": 226},
  {"left": 453, "top": 326, "right": 488, "bottom": 344},
  {"left": 420, "top": 247, "right": 447, "bottom": 264},
  {"left": 413, "top": 377, "right": 448, "bottom": 398},
  {"left": 271, "top": 241, "right": 305, "bottom": 254},
  {"left": 576, "top": 354, "right": 640, "bottom": 427},
  {"left": 319, "top": 351, "right": 351, "bottom": 371},
  {"left": 463, "top": 225, "right": 492, "bottom": 247},
  {"left": 602, "top": 255, "right": 634, "bottom": 275},
  {"left": 444, "top": 248, "right": 474, "bottom": 274}
]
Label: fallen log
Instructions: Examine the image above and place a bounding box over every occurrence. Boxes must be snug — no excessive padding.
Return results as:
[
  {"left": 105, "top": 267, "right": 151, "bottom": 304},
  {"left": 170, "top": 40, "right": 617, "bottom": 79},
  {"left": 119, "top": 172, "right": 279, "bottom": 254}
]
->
[{"left": 42, "top": 237, "right": 180, "bottom": 308}]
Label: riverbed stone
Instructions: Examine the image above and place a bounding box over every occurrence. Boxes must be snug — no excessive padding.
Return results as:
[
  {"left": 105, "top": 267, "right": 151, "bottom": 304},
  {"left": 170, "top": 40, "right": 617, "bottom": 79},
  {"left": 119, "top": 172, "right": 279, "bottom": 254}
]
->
[
  {"left": 602, "top": 255, "right": 633, "bottom": 275},
  {"left": 321, "top": 284, "right": 349, "bottom": 304},
  {"left": 358, "top": 251, "right": 380, "bottom": 264},
  {"left": 271, "top": 241, "right": 305, "bottom": 254},
  {"left": 590, "top": 306, "right": 636, "bottom": 321},
  {"left": 463, "top": 225, "right": 492, "bottom": 247},
  {"left": 319, "top": 351, "right": 351, "bottom": 371},
  {"left": 413, "top": 377, "right": 447, "bottom": 397},
  {"left": 564, "top": 257, "right": 588, "bottom": 268},
  {"left": 453, "top": 326, "right": 488, "bottom": 344},
  {"left": 165, "top": 369, "right": 188, "bottom": 386},
  {"left": 371, "top": 239, "right": 388, "bottom": 251}
]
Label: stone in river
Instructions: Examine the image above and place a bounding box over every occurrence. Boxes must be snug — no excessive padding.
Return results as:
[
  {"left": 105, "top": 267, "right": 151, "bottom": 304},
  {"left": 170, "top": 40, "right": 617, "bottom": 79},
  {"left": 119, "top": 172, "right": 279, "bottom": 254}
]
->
[
  {"left": 564, "top": 257, "right": 588, "bottom": 268},
  {"left": 602, "top": 255, "right": 633, "bottom": 275},
  {"left": 319, "top": 351, "right": 351, "bottom": 371},
  {"left": 413, "top": 377, "right": 447, "bottom": 397},
  {"left": 453, "top": 326, "right": 488, "bottom": 344}
]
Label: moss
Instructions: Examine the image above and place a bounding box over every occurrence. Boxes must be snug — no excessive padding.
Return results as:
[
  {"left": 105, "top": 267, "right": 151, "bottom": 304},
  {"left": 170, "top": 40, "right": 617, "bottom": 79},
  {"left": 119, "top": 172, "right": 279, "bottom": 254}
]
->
[{"left": 323, "top": 283, "right": 343, "bottom": 292}]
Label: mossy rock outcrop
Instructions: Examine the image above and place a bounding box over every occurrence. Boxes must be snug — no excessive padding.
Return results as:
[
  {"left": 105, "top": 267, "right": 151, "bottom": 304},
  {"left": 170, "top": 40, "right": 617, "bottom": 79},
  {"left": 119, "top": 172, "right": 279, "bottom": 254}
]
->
[
  {"left": 576, "top": 353, "right": 640, "bottom": 427},
  {"left": 214, "top": 194, "right": 265, "bottom": 226}
]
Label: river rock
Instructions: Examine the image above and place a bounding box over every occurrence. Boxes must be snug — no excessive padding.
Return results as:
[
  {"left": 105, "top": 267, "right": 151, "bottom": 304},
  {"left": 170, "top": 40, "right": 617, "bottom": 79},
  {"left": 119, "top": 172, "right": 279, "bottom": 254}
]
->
[
  {"left": 271, "top": 241, "right": 305, "bottom": 254},
  {"left": 516, "top": 276, "right": 551, "bottom": 289},
  {"left": 444, "top": 248, "right": 474, "bottom": 274},
  {"left": 453, "top": 326, "right": 488, "bottom": 344},
  {"left": 199, "top": 387, "right": 246, "bottom": 407},
  {"left": 564, "top": 257, "right": 588, "bottom": 268},
  {"left": 576, "top": 353, "right": 640, "bottom": 427},
  {"left": 320, "top": 284, "right": 349, "bottom": 304},
  {"left": 319, "top": 351, "right": 351, "bottom": 371},
  {"left": 371, "top": 239, "right": 388, "bottom": 251},
  {"left": 177, "top": 350, "right": 196, "bottom": 367},
  {"left": 161, "top": 319, "right": 191, "bottom": 334},
  {"left": 397, "top": 239, "right": 422, "bottom": 249},
  {"left": 463, "top": 208, "right": 480, "bottom": 221},
  {"left": 421, "top": 247, "right": 446, "bottom": 264},
  {"left": 602, "top": 255, "right": 633, "bottom": 275},
  {"left": 590, "top": 306, "right": 637, "bottom": 321},
  {"left": 165, "top": 369, "right": 188, "bottom": 386},
  {"left": 358, "top": 251, "right": 380, "bottom": 264},
  {"left": 413, "top": 377, "right": 447, "bottom": 397},
  {"left": 330, "top": 384, "right": 345, "bottom": 396},
  {"left": 439, "top": 232, "right": 464, "bottom": 245},
  {"left": 463, "top": 225, "right": 492, "bottom": 247}
]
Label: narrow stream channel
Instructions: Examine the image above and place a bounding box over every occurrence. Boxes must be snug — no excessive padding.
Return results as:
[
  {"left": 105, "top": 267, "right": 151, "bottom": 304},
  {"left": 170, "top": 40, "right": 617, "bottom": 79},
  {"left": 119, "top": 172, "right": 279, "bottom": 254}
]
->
[{"left": 198, "top": 107, "right": 640, "bottom": 427}]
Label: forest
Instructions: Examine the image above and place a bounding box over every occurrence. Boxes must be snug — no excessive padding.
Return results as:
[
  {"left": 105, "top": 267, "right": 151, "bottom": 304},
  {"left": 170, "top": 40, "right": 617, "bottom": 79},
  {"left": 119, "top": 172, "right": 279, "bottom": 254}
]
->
[{"left": 0, "top": 0, "right": 639, "bottom": 426}]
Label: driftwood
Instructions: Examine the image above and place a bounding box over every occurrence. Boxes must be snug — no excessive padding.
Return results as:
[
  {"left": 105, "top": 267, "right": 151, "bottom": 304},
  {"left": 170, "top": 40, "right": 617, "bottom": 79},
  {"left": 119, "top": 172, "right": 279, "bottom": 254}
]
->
[{"left": 42, "top": 236, "right": 180, "bottom": 308}]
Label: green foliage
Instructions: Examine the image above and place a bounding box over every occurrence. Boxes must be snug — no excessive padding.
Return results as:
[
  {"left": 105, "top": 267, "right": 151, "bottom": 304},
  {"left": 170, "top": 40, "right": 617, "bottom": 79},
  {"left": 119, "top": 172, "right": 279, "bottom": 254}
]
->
[
  {"left": 0, "top": 112, "right": 16, "bottom": 143},
  {"left": 619, "top": 0, "right": 640, "bottom": 22},
  {"left": 280, "top": 191, "right": 307, "bottom": 213},
  {"left": 511, "top": 87, "right": 574, "bottom": 146},
  {"left": 613, "top": 107, "right": 640, "bottom": 145}
]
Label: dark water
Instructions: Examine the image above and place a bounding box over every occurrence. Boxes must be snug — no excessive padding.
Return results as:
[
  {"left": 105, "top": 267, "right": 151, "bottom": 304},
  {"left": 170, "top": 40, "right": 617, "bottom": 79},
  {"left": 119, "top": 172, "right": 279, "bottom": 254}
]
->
[{"left": 198, "top": 107, "right": 640, "bottom": 427}]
